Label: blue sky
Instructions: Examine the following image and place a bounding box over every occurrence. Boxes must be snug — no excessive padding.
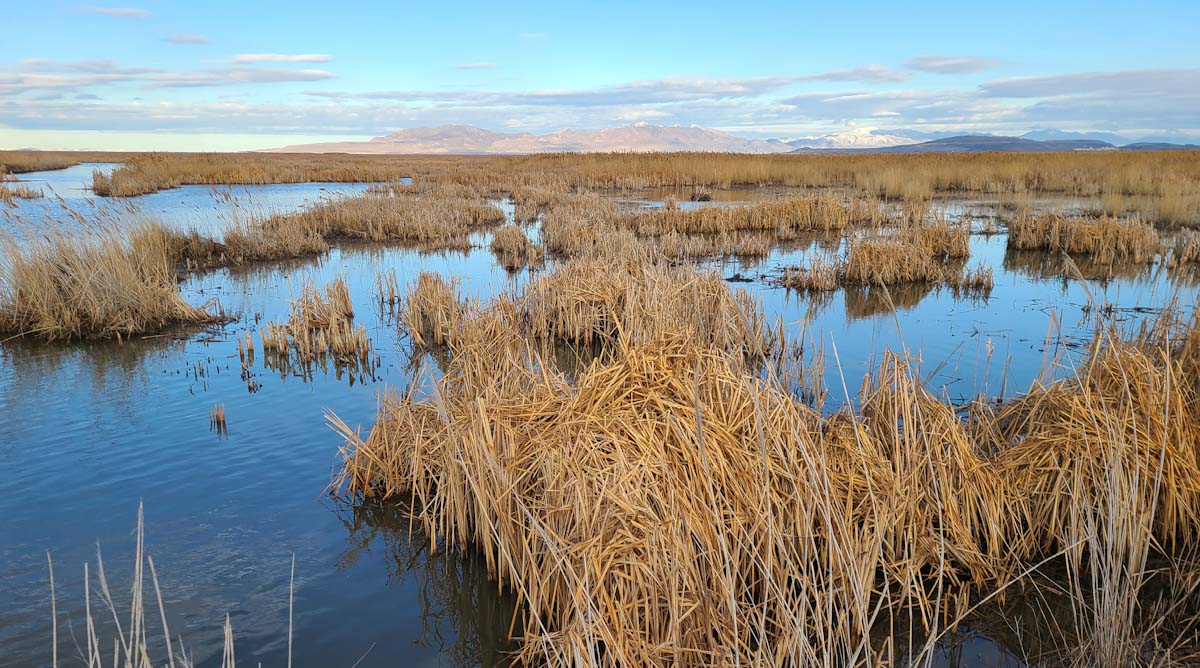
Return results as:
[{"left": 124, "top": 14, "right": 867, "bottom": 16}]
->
[{"left": 1, "top": 0, "right": 1197, "bottom": 150}]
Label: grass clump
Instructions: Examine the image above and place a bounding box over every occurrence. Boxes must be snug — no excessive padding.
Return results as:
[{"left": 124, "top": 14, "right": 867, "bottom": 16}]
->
[
  {"left": 276, "top": 186, "right": 505, "bottom": 251},
  {"left": 777, "top": 255, "right": 839, "bottom": 291},
  {"left": 404, "top": 273, "right": 465, "bottom": 347},
  {"left": 0, "top": 182, "right": 42, "bottom": 203},
  {"left": 333, "top": 309, "right": 1200, "bottom": 666},
  {"left": 490, "top": 225, "right": 544, "bottom": 270},
  {"left": 1008, "top": 213, "right": 1162, "bottom": 264},
  {"left": 259, "top": 277, "right": 374, "bottom": 378},
  {"left": 0, "top": 222, "right": 220, "bottom": 340}
]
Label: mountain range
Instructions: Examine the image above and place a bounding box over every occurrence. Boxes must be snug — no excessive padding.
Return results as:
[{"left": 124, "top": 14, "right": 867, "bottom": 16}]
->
[{"left": 267, "top": 123, "right": 1199, "bottom": 155}]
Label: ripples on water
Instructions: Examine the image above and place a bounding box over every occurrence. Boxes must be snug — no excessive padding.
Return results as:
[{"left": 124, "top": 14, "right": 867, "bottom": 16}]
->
[{"left": 0, "top": 167, "right": 1194, "bottom": 666}]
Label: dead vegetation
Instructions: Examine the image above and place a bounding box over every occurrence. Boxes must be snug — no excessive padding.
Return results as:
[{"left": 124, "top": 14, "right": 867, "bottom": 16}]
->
[
  {"left": 1008, "top": 213, "right": 1162, "bottom": 264},
  {"left": 0, "top": 221, "right": 222, "bottom": 340},
  {"left": 259, "top": 277, "right": 375, "bottom": 380},
  {"left": 333, "top": 295, "right": 1200, "bottom": 666},
  {"left": 490, "top": 225, "right": 544, "bottom": 270},
  {"left": 0, "top": 182, "right": 42, "bottom": 203}
]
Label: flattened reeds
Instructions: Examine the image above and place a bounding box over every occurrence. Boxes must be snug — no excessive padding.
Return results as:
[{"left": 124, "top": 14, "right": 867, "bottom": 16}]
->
[{"left": 334, "top": 311, "right": 1200, "bottom": 666}]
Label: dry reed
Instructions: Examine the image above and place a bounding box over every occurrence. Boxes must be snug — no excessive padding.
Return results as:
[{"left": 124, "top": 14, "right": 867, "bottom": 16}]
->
[
  {"left": 490, "top": 225, "right": 544, "bottom": 270},
  {"left": 0, "top": 221, "right": 221, "bottom": 340},
  {"left": 333, "top": 307, "right": 1200, "bottom": 666},
  {"left": 1008, "top": 213, "right": 1162, "bottom": 264}
]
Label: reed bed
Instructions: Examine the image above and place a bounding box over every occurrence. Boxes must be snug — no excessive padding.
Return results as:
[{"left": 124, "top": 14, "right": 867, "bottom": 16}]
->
[
  {"left": 0, "top": 150, "right": 104, "bottom": 174},
  {"left": 334, "top": 303, "right": 1200, "bottom": 666},
  {"left": 1008, "top": 213, "right": 1162, "bottom": 264},
  {"left": 0, "top": 221, "right": 221, "bottom": 340},
  {"left": 403, "top": 273, "right": 465, "bottom": 347},
  {"left": 0, "top": 182, "right": 43, "bottom": 203},
  {"left": 2, "top": 148, "right": 1196, "bottom": 224},
  {"left": 259, "top": 277, "right": 374, "bottom": 378},
  {"left": 777, "top": 255, "right": 839, "bottom": 291},
  {"left": 490, "top": 225, "right": 544, "bottom": 270},
  {"left": 89, "top": 152, "right": 436, "bottom": 197},
  {"left": 1170, "top": 230, "right": 1200, "bottom": 267},
  {"left": 620, "top": 195, "right": 856, "bottom": 236},
  {"left": 520, "top": 255, "right": 772, "bottom": 357},
  {"left": 270, "top": 186, "right": 505, "bottom": 251}
]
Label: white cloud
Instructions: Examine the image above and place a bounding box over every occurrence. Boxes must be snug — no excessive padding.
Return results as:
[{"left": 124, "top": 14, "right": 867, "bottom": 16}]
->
[
  {"left": 167, "top": 33, "right": 211, "bottom": 44},
  {"left": 74, "top": 6, "right": 149, "bottom": 17},
  {"left": 0, "top": 59, "right": 335, "bottom": 95},
  {"left": 906, "top": 55, "right": 1003, "bottom": 74},
  {"left": 452, "top": 62, "right": 497, "bottom": 70},
  {"left": 981, "top": 68, "right": 1200, "bottom": 97},
  {"left": 145, "top": 68, "right": 336, "bottom": 88},
  {"left": 230, "top": 53, "right": 333, "bottom": 63},
  {"left": 804, "top": 65, "right": 910, "bottom": 83}
]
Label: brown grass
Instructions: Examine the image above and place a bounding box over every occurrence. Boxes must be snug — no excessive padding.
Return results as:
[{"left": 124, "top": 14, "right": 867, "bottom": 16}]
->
[
  {"left": 777, "top": 255, "right": 839, "bottom": 291},
  {"left": 271, "top": 186, "right": 505, "bottom": 251},
  {"left": 0, "top": 148, "right": 1190, "bottom": 223},
  {"left": 1008, "top": 213, "right": 1162, "bottom": 264},
  {"left": 259, "top": 277, "right": 374, "bottom": 377},
  {"left": 0, "top": 221, "right": 221, "bottom": 340},
  {"left": 403, "top": 272, "right": 464, "bottom": 347},
  {"left": 0, "top": 150, "right": 103, "bottom": 175},
  {"left": 0, "top": 182, "right": 43, "bottom": 203},
  {"left": 490, "top": 225, "right": 544, "bottom": 270},
  {"left": 332, "top": 308, "right": 1200, "bottom": 666}
]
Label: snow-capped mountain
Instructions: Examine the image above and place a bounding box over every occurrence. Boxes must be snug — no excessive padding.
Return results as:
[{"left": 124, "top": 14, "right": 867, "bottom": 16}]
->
[{"left": 782, "top": 128, "right": 919, "bottom": 150}]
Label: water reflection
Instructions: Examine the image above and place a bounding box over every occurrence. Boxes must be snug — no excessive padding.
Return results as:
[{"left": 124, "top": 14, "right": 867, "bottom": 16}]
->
[
  {"left": 334, "top": 499, "right": 520, "bottom": 667},
  {"left": 3, "top": 174, "right": 1200, "bottom": 666}
]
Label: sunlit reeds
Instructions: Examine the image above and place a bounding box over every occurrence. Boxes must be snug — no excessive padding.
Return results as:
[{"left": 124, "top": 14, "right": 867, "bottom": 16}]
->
[
  {"left": 403, "top": 272, "right": 464, "bottom": 347},
  {"left": 0, "top": 182, "right": 42, "bottom": 203},
  {"left": 1008, "top": 213, "right": 1162, "bottom": 264},
  {"left": 259, "top": 277, "right": 375, "bottom": 380},
  {"left": 333, "top": 305, "right": 1200, "bottom": 666},
  {"left": 0, "top": 221, "right": 221, "bottom": 340},
  {"left": 490, "top": 225, "right": 544, "bottom": 270}
]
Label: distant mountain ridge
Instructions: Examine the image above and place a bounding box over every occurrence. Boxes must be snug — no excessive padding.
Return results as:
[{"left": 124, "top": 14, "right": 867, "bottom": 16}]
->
[
  {"left": 792, "top": 135, "right": 1200, "bottom": 153},
  {"left": 269, "top": 123, "right": 791, "bottom": 154},
  {"left": 266, "top": 123, "right": 1200, "bottom": 155}
]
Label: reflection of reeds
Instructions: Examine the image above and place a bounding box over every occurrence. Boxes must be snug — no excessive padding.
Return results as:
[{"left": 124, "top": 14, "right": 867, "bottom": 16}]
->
[
  {"left": 1003, "top": 248, "right": 1154, "bottom": 283},
  {"left": 333, "top": 307, "right": 1200, "bottom": 666},
  {"left": 333, "top": 499, "right": 521, "bottom": 665}
]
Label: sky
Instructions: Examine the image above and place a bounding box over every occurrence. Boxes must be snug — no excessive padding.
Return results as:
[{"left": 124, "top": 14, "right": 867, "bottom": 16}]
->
[{"left": 0, "top": 0, "right": 1197, "bottom": 150}]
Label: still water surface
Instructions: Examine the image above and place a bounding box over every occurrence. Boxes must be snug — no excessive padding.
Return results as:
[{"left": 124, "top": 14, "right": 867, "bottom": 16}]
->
[{"left": 0, "top": 166, "right": 1194, "bottom": 666}]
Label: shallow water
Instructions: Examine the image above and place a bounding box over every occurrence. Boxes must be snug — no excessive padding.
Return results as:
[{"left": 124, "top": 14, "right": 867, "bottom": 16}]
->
[
  {"left": 0, "top": 169, "right": 1195, "bottom": 666},
  {"left": 3, "top": 162, "right": 376, "bottom": 236}
]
